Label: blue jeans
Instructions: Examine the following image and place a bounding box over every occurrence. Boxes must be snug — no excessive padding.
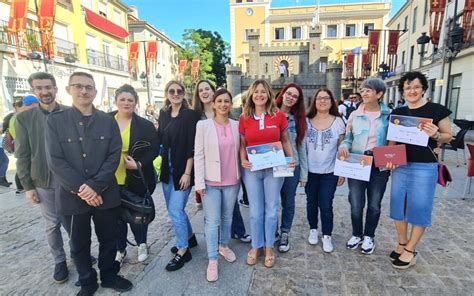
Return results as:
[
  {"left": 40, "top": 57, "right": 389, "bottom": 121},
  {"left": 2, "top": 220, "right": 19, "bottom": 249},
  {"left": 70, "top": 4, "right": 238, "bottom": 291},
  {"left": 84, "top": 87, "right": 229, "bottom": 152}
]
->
[
  {"left": 0, "top": 148, "right": 8, "bottom": 177},
  {"left": 162, "top": 181, "right": 193, "bottom": 249},
  {"left": 348, "top": 165, "right": 390, "bottom": 238},
  {"left": 231, "top": 198, "right": 247, "bottom": 238},
  {"left": 202, "top": 184, "right": 239, "bottom": 260},
  {"left": 280, "top": 165, "right": 301, "bottom": 233},
  {"left": 243, "top": 168, "right": 284, "bottom": 248},
  {"left": 305, "top": 172, "right": 338, "bottom": 235}
]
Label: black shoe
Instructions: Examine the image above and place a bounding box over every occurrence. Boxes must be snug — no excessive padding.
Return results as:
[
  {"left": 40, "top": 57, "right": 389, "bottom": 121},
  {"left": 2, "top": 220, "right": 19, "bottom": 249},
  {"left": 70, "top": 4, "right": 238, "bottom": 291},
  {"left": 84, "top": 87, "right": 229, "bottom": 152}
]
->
[
  {"left": 53, "top": 261, "right": 69, "bottom": 283},
  {"left": 170, "top": 234, "right": 198, "bottom": 253},
  {"left": 76, "top": 283, "right": 98, "bottom": 296},
  {"left": 389, "top": 243, "right": 407, "bottom": 262},
  {"left": 101, "top": 275, "right": 133, "bottom": 292},
  {"left": 165, "top": 249, "right": 192, "bottom": 271},
  {"left": 392, "top": 248, "right": 418, "bottom": 269},
  {"left": 0, "top": 177, "right": 11, "bottom": 187}
]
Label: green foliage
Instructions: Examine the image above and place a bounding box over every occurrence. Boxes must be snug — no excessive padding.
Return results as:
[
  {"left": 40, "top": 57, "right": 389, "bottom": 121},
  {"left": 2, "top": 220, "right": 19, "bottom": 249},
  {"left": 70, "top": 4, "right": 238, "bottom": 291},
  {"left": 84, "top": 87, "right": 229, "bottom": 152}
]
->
[{"left": 178, "top": 29, "right": 230, "bottom": 88}]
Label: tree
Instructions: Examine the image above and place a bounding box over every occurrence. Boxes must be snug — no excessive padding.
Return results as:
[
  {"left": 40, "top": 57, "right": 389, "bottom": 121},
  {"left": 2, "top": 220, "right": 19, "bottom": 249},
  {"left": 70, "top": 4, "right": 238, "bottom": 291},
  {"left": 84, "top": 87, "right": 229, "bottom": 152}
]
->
[{"left": 178, "top": 29, "right": 230, "bottom": 88}]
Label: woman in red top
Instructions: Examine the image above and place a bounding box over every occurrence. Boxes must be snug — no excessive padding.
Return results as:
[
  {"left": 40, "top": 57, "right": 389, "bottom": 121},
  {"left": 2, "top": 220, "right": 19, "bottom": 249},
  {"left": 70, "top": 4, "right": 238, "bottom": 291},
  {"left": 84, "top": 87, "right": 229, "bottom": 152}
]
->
[{"left": 239, "top": 79, "right": 295, "bottom": 268}]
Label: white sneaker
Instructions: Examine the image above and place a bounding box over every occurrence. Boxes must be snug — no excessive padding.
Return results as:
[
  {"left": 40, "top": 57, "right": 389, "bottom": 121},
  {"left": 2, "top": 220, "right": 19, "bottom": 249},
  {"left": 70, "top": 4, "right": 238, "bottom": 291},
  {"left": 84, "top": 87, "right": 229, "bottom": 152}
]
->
[
  {"left": 361, "top": 236, "right": 375, "bottom": 255},
  {"left": 138, "top": 243, "right": 149, "bottom": 262},
  {"left": 308, "top": 229, "right": 319, "bottom": 245},
  {"left": 115, "top": 250, "right": 126, "bottom": 265},
  {"left": 346, "top": 236, "right": 362, "bottom": 249},
  {"left": 322, "top": 235, "right": 334, "bottom": 253}
]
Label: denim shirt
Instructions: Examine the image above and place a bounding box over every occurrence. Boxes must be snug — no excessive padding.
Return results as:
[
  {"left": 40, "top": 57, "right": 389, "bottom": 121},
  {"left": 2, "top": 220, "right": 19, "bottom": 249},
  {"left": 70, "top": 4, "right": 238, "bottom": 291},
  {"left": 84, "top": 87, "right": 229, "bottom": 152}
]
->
[
  {"left": 339, "top": 102, "right": 390, "bottom": 154},
  {"left": 286, "top": 114, "right": 308, "bottom": 182}
]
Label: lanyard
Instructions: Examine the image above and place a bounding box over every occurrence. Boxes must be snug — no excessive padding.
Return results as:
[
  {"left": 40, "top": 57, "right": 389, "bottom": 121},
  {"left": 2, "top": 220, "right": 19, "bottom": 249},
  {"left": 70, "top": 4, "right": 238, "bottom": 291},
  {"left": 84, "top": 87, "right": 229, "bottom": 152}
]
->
[{"left": 253, "top": 112, "right": 266, "bottom": 130}]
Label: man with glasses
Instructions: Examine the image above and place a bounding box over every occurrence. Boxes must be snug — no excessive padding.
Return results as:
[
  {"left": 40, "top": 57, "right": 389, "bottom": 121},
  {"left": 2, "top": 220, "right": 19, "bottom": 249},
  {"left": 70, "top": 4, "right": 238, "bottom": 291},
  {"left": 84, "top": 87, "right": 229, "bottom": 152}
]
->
[
  {"left": 46, "top": 72, "right": 132, "bottom": 295},
  {"left": 15, "top": 72, "right": 69, "bottom": 283}
]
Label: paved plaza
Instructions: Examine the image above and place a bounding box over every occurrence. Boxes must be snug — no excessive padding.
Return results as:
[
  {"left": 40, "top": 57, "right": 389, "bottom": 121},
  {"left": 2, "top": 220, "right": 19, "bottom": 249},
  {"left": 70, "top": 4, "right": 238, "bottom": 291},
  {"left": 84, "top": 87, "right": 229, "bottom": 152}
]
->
[{"left": 0, "top": 150, "right": 473, "bottom": 295}]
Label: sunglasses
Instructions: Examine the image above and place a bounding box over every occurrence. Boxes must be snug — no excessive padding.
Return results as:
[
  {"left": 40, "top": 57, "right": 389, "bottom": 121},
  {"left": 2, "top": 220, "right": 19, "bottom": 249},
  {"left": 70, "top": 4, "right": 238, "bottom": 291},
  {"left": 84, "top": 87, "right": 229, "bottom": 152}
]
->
[{"left": 168, "top": 89, "right": 184, "bottom": 96}]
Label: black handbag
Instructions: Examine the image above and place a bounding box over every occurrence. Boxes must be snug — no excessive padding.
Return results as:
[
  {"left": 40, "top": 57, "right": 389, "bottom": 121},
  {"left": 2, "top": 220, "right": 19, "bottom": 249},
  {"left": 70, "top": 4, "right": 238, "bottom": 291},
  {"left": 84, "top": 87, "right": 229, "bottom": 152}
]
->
[{"left": 120, "top": 162, "right": 155, "bottom": 225}]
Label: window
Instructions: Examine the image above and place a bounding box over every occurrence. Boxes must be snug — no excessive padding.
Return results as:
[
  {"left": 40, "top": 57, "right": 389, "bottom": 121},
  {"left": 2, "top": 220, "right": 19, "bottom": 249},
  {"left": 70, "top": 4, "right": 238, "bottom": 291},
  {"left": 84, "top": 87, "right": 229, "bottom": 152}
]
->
[
  {"left": 401, "top": 50, "right": 405, "bottom": 65},
  {"left": 363, "top": 23, "right": 374, "bottom": 36},
  {"left": 244, "top": 29, "right": 252, "bottom": 41},
  {"left": 292, "top": 27, "right": 301, "bottom": 39},
  {"left": 299, "top": 61, "right": 304, "bottom": 73},
  {"left": 397, "top": 23, "right": 400, "bottom": 31},
  {"left": 327, "top": 25, "right": 337, "bottom": 38},
  {"left": 98, "top": 2, "right": 107, "bottom": 17},
  {"left": 404, "top": 16, "right": 408, "bottom": 31},
  {"left": 423, "top": 0, "right": 429, "bottom": 25},
  {"left": 448, "top": 74, "right": 462, "bottom": 118},
  {"left": 412, "top": 7, "right": 418, "bottom": 33},
  {"left": 114, "top": 9, "right": 122, "bottom": 26},
  {"left": 81, "top": 0, "right": 92, "bottom": 9},
  {"left": 236, "top": 0, "right": 242, "bottom": 2},
  {"left": 409, "top": 45, "right": 414, "bottom": 70},
  {"left": 275, "top": 27, "right": 284, "bottom": 40},
  {"left": 345, "top": 24, "right": 356, "bottom": 37}
]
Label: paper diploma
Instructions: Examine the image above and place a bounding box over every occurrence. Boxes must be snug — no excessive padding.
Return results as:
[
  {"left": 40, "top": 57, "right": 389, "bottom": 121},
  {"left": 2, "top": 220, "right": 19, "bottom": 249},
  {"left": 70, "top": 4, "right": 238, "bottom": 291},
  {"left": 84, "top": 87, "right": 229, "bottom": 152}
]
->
[
  {"left": 246, "top": 141, "right": 287, "bottom": 171},
  {"left": 273, "top": 157, "right": 294, "bottom": 177},
  {"left": 387, "top": 115, "right": 433, "bottom": 147},
  {"left": 334, "top": 153, "right": 373, "bottom": 182}
]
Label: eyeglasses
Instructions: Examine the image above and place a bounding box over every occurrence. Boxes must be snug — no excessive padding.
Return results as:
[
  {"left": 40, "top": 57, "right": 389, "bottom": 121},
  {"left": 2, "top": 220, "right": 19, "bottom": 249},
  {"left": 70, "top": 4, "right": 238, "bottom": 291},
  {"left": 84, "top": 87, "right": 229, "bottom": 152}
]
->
[
  {"left": 284, "top": 91, "right": 299, "bottom": 100},
  {"left": 70, "top": 84, "right": 95, "bottom": 91},
  {"left": 316, "top": 96, "right": 331, "bottom": 101},
  {"left": 403, "top": 86, "right": 423, "bottom": 92},
  {"left": 349, "top": 96, "right": 357, "bottom": 100},
  {"left": 32, "top": 85, "right": 56, "bottom": 92},
  {"left": 168, "top": 89, "right": 184, "bottom": 96}
]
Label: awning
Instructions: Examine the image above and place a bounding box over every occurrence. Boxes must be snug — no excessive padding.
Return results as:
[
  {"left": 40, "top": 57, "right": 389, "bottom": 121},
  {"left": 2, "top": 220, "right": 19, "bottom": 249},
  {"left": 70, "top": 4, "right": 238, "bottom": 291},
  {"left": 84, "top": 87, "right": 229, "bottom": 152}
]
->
[{"left": 83, "top": 7, "right": 128, "bottom": 39}]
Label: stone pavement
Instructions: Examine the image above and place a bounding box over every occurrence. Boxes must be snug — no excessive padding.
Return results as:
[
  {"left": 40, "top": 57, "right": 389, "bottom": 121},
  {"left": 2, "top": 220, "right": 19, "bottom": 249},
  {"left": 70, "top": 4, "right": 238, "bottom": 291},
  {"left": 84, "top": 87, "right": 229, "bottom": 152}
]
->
[{"left": 0, "top": 149, "right": 473, "bottom": 295}]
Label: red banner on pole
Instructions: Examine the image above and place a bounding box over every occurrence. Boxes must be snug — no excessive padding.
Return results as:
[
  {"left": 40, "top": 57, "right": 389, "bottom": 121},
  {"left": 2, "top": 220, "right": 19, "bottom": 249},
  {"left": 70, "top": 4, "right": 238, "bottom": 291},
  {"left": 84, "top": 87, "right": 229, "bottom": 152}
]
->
[
  {"left": 368, "top": 31, "right": 381, "bottom": 54},
  {"left": 191, "top": 59, "right": 200, "bottom": 79},
  {"left": 387, "top": 31, "right": 400, "bottom": 55},
  {"left": 179, "top": 60, "right": 188, "bottom": 74},
  {"left": 463, "top": 0, "right": 473, "bottom": 43},
  {"left": 129, "top": 42, "right": 140, "bottom": 75},
  {"left": 7, "top": 0, "right": 28, "bottom": 33},
  {"left": 38, "top": 0, "right": 57, "bottom": 58},
  {"left": 345, "top": 53, "right": 355, "bottom": 76},
  {"left": 429, "top": 0, "right": 447, "bottom": 45},
  {"left": 146, "top": 40, "right": 158, "bottom": 74}
]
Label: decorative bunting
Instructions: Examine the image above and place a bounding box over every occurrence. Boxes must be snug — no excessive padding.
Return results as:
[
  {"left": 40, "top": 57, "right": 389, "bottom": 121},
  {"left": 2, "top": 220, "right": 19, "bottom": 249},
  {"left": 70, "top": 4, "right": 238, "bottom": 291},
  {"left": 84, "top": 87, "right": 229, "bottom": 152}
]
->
[{"left": 429, "top": 0, "right": 447, "bottom": 46}]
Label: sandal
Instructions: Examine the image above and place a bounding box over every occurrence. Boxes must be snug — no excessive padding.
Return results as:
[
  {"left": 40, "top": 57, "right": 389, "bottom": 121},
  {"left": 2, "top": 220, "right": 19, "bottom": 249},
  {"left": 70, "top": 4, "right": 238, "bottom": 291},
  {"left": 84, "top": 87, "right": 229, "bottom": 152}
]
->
[
  {"left": 389, "top": 242, "right": 407, "bottom": 261},
  {"left": 264, "top": 248, "right": 275, "bottom": 268},
  {"left": 246, "top": 248, "right": 260, "bottom": 266},
  {"left": 392, "top": 248, "right": 418, "bottom": 269}
]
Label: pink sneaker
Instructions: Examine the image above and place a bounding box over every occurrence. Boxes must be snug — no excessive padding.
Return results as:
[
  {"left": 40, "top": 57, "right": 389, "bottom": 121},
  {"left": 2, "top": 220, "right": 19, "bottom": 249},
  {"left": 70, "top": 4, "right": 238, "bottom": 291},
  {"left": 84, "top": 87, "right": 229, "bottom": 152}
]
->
[
  {"left": 206, "top": 260, "right": 218, "bottom": 282},
  {"left": 218, "top": 246, "right": 236, "bottom": 263}
]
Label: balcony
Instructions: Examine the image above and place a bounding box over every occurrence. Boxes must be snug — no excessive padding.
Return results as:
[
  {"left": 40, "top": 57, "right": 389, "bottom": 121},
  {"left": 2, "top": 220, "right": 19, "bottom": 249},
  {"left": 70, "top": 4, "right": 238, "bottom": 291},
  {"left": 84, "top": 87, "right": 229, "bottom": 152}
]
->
[
  {"left": 0, "top": 20, "right": 79, "bottom": 60},
  {"left": 86, "top": 48, "right": 128, "bottom": 72}
]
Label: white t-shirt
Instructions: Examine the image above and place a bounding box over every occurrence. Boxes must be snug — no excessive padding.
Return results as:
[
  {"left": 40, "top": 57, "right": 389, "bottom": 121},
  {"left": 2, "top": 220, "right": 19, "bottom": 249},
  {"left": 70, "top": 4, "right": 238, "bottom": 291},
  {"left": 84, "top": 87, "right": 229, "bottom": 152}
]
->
[{"left": 306, "top": 117, "right": 346, "bottom": 174}]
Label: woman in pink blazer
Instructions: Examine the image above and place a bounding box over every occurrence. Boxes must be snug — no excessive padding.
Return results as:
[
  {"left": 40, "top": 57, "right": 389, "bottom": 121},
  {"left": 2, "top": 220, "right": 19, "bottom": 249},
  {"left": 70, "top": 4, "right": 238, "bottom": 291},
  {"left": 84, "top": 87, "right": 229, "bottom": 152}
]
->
[{"left": 194, "top": 88, "right": 241, "bottom": 282}]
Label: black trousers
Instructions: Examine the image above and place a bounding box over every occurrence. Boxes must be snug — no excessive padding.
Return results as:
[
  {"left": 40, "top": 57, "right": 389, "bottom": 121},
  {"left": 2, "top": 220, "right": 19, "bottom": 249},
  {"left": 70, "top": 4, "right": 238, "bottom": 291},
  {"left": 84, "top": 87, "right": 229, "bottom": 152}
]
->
[{"left": 62, "top": 206, "right": 120, "bottom": 288}]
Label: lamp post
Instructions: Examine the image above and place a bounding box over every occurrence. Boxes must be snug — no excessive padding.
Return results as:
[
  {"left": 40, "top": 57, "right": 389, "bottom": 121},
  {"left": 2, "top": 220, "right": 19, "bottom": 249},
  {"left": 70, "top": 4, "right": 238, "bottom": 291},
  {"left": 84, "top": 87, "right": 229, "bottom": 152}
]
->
[{"left": 416, "top": 32, "right": 431, "bottom": 62}]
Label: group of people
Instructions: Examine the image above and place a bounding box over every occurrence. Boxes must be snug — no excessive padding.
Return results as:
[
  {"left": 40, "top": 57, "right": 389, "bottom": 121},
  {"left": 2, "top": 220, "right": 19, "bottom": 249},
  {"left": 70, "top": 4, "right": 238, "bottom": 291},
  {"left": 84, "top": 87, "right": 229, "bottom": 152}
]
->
[{"left": 6, "top": 69, "right": 451, "bottom": 294}]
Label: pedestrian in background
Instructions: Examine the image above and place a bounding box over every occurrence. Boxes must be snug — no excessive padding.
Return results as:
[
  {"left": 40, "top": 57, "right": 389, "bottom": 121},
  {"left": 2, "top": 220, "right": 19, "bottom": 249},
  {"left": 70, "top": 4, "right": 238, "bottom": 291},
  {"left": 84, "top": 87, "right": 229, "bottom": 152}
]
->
[
  {"left": 112, "top": 84, "right": 159, "bottom": 265},
  {"left": 239, "top": 79, "right": 294, "bottom": 268},
  {"left": 338, "top": 77, "right": 391, "bottom": 255},
  {"left": 388, "top": 71, "right": 452, "bottom": 269},
  {"left": 305, "top": 88, "right": 345, "bottom": 253},
  {"left": 194, "top": 88, "right": 241, "bottom": 282},
  {"left": 274, "top": 83, "right": 308, "bottom": 253},
  {"left": 157, "top": 80, "right": 199, "bottom": 272}
]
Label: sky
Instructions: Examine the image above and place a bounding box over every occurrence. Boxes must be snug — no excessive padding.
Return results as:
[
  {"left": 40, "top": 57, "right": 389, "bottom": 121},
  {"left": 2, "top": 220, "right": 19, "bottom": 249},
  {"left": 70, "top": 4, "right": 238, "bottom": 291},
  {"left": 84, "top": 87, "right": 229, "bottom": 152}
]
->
[{"left": 124, "top": 0, "right": 406, "bottom": 44}]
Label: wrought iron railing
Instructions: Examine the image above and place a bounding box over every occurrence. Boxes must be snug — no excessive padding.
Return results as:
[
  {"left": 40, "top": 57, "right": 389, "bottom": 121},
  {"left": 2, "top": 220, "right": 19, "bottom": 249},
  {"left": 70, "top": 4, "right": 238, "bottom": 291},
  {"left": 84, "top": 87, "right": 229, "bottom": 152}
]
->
[{"left": 86, "top": 48, "right": 128, "bottom": 72}]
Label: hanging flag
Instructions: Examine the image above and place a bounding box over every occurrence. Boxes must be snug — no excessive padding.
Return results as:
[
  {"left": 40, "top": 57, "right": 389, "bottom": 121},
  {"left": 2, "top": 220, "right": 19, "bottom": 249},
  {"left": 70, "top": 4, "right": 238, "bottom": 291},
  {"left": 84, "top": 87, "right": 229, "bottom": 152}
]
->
[
  {"left": 368, "top": 31, "right": 381, "bottom": 54},
  {"left": 429, "top": 0, "right": 447, "bottom": 45},
  {"left": 387, "top": 31, "right": 400, "bottom": 55},
  {"left": 178, "top": 60, "right": 188, "bottom": 74},
  {"left": 361, "top": 50, "right": 371, "bottom": 76},
  {"left": 128, "top": 42, "right": 140, "bottom": 75},
  {"left": 146, "top": 40, "right": 158, "bottom": 74},
  {"left": 7, "top": 0, "right": 29, "bottom": 58},
  {"left": 345, "top": 53, "right": 355, "bottom": 76},
  {"left": 37, "top": 0, "right": 57, "bottom": 58},
  {"left": 191, "top": 59, "right": 200, "bottom": 79},
  {"left": 351, "top": 47, "right": 362, "bottom": 55},
  {"left": 462, "top": 0, "right": 473, "bottom": 43}
]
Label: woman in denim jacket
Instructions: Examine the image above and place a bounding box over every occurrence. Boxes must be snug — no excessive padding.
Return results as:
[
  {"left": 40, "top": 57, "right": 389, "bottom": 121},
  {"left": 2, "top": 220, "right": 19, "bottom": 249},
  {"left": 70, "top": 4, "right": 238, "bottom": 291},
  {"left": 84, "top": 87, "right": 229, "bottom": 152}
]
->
[{"left": 338, "top": 77, "right": 390, "bottom": 255}]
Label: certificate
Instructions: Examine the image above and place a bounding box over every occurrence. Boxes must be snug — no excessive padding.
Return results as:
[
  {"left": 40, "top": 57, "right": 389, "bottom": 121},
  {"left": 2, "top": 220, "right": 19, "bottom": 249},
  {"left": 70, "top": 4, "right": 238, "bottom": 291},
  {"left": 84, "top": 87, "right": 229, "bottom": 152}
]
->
[
  {"left": 387, "top": 115, "right": 433, "bottom": 147},
  {"left": 334, "top": 153, "right": 373, "bottom": 182},
  {"left": 373, "top": 144, "right": 407, "bottom": 168},
  {"left": 273, "top": 157, "right": 294, "bottom": 178},
  {"left": 246, "top": 141, "right": 287, "bottom": 171}
]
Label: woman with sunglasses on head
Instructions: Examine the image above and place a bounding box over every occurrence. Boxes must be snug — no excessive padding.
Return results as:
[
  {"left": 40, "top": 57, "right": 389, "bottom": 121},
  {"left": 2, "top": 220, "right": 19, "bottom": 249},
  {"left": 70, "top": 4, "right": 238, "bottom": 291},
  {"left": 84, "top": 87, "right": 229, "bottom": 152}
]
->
[
  {"left": 338, "top": 77, "right": 391, "bottom": 255},
  {"left": 194, "top": 88, "right": 241, "bottom": 282},
  {"left": 273, "top": 83, "right": 308, "bottom": 253},
  {"left": 387, "top": 71, "right": 452, "bottom": 269},
  {"left": 112, "top": 84, "right": 159, "bottom": 265},
  {"left": 240, "top": 79, "right": 295, "bottom": 268},
  {"left": 305, "top": 88, "right": 346, "bottom": 253},
  {"left": 157, "top": 80, "right": 199, "bottom": 272}
]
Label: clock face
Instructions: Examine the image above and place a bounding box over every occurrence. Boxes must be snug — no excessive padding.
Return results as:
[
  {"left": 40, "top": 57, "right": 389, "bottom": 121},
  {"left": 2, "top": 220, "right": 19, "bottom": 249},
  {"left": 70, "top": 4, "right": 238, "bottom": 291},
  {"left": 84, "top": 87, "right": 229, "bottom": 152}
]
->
[{"left": 246, "top": 8, "right": 253, "bottom": 16}]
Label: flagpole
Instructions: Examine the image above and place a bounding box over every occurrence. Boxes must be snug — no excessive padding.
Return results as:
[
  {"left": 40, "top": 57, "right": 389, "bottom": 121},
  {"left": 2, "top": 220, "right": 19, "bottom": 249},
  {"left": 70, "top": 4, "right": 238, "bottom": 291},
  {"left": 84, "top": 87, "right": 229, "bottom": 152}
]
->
[{"left": 142, "top": 41, "right": 151, "bottom": 105}]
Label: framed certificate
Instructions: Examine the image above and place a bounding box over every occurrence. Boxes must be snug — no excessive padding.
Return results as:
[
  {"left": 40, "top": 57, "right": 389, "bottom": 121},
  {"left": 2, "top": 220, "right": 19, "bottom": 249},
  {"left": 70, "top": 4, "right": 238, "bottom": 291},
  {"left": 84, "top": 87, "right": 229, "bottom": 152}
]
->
[
  {"left": 246, "top": 141, "right": 287, "bottom": 171},
  {"left": 273, "top": 157, "right": 294, "bottom": 178},
  {"left": 334, "top": 153, "right": 373, "bottom": 182},
  {"left": 373, "top": 144, "right": 407, "bottom": 168},
  {"left": 387, "top": 115, "right": 433, "bottom": 147}
]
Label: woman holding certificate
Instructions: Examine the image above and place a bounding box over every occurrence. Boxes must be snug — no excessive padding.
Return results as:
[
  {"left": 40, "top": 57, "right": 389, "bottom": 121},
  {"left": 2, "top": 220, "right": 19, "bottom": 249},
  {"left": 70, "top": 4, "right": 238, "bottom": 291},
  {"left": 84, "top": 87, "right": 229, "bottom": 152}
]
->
[
  {"left": 194, "top": 88, "right": 240, "bottom": 282},
  {"left": 240, "top": 79, "right": 295, "bottom": 268},
  {"left": 273, "top": 83, "right": 308, "bottom": 253},
  {"left": 388, "top": 71, "right": 452, "bottom": 269},
  {"left": 338, "top": 77, "right": 391, "bottom": 255}
]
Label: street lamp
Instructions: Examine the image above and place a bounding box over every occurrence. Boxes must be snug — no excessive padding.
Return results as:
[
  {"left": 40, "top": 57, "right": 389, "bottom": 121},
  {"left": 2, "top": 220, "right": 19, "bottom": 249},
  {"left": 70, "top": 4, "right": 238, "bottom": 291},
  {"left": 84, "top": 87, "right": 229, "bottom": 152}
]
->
[
  {"left": 447, "top": 23, "right": 464, "bottom": 61},
  {"left": 416, "top": 32, "right": 431, "bottom": 58}
]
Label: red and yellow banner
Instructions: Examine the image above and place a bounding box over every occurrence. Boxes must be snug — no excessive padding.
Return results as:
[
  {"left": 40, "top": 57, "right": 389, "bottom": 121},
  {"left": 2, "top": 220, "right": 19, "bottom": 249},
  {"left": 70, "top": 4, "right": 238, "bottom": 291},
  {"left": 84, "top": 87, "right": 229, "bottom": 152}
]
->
[
  {"left": 37, "top": 0, "right": 57, "bottom": 58},
  {"left": 7, "top": 0, "right": 28, "bottom": 33},
  {"left": 129, "top": 42, "right": 140, "bottom": 75},
  {"left": 429, "top": 0, "right": 447, "bottom": 45},
  {"left": 463, "top": 0, "right": 473, "bottom": 43},
  {"left": 191, "top": 59, "right": 200, "bottom": 79},
  {"left": 146, "top": 40, "right": 158, "bottom": 74},
  {"left": 178, "top": 60, "right": 188, "bottom": 74},
  {"left": 345, "top": 53, "right": 355, "bottom": 75}
]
